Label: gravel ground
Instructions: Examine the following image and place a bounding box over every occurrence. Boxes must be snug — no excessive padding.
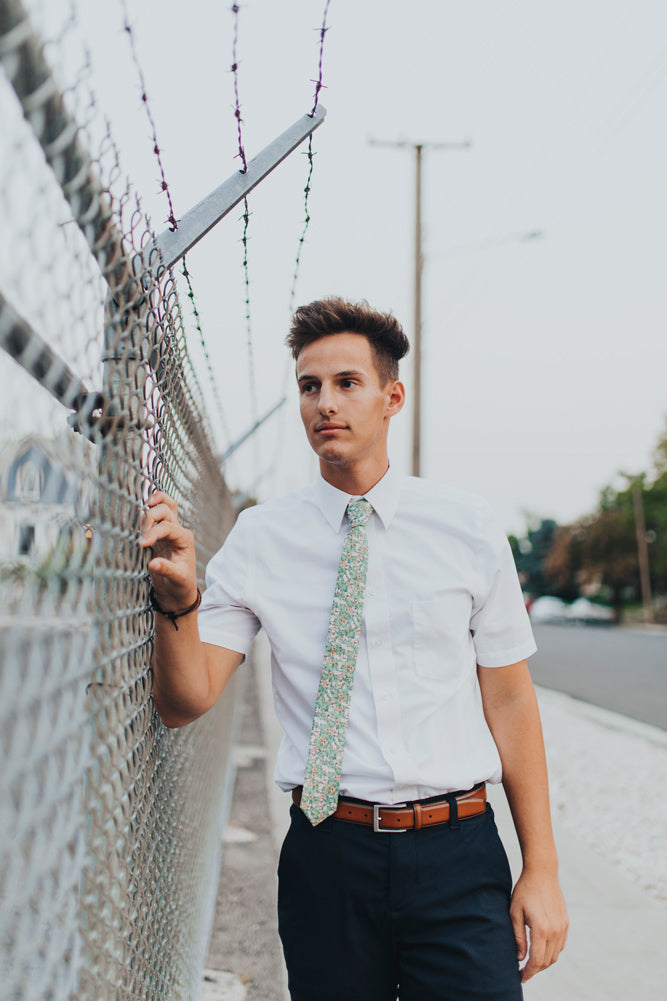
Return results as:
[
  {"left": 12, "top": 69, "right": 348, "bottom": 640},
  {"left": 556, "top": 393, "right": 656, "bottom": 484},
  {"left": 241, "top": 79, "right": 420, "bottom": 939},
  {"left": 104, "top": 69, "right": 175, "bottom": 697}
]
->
[{"left": 537, "top": 686, "right": 667, "bottom": 901}]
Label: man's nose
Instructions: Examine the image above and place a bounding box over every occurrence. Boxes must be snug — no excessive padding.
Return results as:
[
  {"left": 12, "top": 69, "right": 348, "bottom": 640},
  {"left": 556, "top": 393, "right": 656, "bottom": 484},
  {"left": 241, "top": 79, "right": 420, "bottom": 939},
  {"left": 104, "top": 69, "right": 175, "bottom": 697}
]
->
[{"left": 318, "top": 385, "right": 338, "bottom": 414}]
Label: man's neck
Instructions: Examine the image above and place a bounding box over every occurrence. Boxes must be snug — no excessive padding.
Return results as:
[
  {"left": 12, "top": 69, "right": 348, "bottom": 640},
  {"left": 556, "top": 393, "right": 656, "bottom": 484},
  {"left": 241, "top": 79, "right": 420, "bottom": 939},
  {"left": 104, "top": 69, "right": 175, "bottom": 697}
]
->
[{"left": 319, "top": 457, "right": 390, "bottom": 497}]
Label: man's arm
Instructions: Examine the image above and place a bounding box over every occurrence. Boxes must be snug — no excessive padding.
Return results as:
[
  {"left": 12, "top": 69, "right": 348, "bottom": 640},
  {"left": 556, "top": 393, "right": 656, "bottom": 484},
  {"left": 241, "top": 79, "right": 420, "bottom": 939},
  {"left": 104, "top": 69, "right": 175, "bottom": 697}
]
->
[
  {"left": 141, "top": 492, "right": 243, "bottom": 727},
  {"left": 477, "top": 659, "right": 569, "bottom": 983}
]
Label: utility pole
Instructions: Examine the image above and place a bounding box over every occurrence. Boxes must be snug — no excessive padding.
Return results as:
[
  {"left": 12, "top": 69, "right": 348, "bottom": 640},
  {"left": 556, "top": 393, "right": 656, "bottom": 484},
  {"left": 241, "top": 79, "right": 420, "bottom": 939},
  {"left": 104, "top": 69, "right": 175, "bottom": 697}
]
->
[
  {"left": 621, "top": 472, "right": 655, "bottom": 625},
  {"left": 369, "top": 138, "right": 471, "bottom": 475},
  {"left": 632, "top": 481, "right": 654, "bottom": 625}
]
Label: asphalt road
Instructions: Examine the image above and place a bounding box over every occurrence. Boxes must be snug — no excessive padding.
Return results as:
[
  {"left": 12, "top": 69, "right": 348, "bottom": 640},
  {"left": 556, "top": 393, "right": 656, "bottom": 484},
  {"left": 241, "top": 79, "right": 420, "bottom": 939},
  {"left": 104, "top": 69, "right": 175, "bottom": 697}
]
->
[{"left": 530, "top": 623, "right": 667, "bottom": 730}]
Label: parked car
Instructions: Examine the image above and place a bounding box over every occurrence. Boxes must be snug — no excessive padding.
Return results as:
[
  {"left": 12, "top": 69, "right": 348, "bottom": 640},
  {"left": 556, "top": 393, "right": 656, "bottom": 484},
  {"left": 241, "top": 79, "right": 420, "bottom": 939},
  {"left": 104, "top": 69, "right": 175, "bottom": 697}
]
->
[
  {"left": 528, "top": 596, "right": 568, "bottom": 624},
  {"left": 565, "top": 597, "right": 614, "bottom": 625}
]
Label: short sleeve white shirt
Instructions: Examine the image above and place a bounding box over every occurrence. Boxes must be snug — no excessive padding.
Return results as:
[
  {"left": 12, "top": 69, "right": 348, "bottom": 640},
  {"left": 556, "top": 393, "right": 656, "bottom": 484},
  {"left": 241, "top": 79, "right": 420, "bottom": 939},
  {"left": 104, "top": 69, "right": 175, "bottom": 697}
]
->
[{"left": 198, "top": 466, "right": 536, "bottom": 803}]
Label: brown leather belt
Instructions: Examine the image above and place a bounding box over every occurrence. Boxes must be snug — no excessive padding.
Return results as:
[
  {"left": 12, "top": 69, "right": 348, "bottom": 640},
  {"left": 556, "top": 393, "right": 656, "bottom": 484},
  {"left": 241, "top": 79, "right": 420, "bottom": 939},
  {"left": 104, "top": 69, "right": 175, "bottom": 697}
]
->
[{"left": 291, "top": 784, "right": 486, "bottom": 832}]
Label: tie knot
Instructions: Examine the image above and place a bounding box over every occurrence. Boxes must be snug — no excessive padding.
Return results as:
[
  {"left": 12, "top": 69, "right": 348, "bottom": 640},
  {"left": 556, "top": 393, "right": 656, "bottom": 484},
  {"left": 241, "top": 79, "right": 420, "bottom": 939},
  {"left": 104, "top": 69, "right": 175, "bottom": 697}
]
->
[{"left": 347, "top": 498, "right": 372, "bottom": 528}]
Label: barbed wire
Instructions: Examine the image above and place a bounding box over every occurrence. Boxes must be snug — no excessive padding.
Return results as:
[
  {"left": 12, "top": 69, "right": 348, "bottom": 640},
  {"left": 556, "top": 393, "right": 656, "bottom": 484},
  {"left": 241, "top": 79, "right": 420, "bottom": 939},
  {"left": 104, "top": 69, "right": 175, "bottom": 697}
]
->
[
  {"left": 118, "top": 0, "right": 235, "bottom": 454},
  {"left": 310, "top": 0, "right": 331, "bottom": 117},
  {"left": 271, "top": 0, "right": 334, "bottom": 499},
  {"left": 230, "top": 3, "right": 248, "bottom": 174},
  {"left": 288, "top": 0, "right": 331, "bottom": 314},
  {"left": 230, "top": 1, "right": 260, "bottom": 462},
  {"left": 181, "top": 260, "right": 233, "bottom": 446},
  {"left": 288, "top": 139, "right": 315, "bottom": 315},
  {"left": 120, "top": 0, "right": 177, "bottom": 231}
]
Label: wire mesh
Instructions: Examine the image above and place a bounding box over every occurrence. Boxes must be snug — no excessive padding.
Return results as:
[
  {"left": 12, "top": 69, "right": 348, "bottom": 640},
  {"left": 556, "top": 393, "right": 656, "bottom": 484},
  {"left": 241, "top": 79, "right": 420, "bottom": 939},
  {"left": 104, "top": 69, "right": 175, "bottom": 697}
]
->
[{"left": 0, "top": 2, "right": 240, "bottom": 999}]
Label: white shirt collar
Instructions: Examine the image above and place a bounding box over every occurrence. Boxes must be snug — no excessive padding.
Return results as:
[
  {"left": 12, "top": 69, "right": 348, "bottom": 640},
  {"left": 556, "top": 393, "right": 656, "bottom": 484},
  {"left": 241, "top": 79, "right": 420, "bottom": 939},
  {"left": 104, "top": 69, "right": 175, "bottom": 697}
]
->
[{"left": 314, "top": 464, "right": 400, "bottom": 532}]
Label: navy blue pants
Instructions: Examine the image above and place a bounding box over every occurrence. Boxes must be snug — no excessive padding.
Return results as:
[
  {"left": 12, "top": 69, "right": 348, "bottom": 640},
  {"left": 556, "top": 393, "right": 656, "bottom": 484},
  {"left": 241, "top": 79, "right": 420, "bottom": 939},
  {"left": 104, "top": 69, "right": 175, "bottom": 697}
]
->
[{"left": 278, "top": 801, "right": 523, "bottom": 1001}]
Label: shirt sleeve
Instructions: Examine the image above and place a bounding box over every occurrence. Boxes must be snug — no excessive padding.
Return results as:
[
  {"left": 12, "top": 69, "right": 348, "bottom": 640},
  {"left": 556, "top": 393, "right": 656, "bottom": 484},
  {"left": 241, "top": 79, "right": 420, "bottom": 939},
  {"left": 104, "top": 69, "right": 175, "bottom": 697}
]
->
[
  {"left": 470, "top": 503, "right": 537, "bottom": 668},
  {"left": 197, "top": 510, "right": 262, "bottom": 656}
]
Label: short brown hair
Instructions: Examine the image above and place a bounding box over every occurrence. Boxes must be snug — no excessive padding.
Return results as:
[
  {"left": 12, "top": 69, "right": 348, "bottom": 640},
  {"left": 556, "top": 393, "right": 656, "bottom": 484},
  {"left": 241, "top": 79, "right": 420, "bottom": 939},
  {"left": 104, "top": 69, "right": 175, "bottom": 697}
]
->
[{"left": 286, "top": 297, "right": 410, "bottom": 385}]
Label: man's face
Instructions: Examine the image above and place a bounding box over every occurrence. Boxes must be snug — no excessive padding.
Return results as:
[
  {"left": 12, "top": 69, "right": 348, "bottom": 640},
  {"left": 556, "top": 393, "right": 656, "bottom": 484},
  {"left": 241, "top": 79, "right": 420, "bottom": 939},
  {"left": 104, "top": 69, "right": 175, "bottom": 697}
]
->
[{"left": 296, "top": 332, "right": 404, "bottom": 473}]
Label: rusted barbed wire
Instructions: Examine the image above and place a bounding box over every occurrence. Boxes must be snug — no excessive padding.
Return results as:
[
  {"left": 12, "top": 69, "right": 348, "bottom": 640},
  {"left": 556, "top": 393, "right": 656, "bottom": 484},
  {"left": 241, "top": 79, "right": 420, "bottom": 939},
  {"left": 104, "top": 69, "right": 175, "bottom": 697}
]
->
[
  {"left": 310, "top": 0, "right": 332, "bottom": 116},
  {"left": 230, "top": 2, "right": 248, "bottom": 174},
  {"left": 120, "top": 0, "right": 178, "bottom": 231},
  {"left": 272, "top": 0, "right": 334, "bottom": 497},
  {"left": 119, "top": 0, "right": 234, "bottom": 449},
  {"left": 289, "top": 0, "right": 332, "bottom": 313},
  {"left": 229, "top": 1, "right": 259, "bottom": 440}
]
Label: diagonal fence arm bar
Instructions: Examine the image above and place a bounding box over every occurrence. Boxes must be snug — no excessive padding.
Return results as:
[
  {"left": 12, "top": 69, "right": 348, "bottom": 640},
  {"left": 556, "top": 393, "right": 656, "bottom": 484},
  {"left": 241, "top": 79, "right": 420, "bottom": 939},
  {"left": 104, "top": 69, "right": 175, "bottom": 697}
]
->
[
  {"left": 149, "top": 105, "right": 327, "bottom": 276},
  {"left": 219, "top": 396, "right": 286, "bottom": 464},
  {"left": 0, "top": 290, "right": 91, "bottom": 410}
]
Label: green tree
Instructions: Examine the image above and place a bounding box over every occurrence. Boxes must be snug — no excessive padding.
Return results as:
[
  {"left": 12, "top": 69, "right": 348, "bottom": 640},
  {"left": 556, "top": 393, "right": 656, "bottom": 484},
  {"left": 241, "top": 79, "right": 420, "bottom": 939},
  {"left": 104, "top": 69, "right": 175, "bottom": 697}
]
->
[
  {"left": 543, "top": 505, "right": 637, "bottom": 620},
  {"left": 544, "top": 468, "right": 667, "bottom": 621},
  {"left": 513, "top": 518, "right": 568, "bottom": 598},
  {"left": 521, "top": 415, "right": 667, "bottom": 619}
]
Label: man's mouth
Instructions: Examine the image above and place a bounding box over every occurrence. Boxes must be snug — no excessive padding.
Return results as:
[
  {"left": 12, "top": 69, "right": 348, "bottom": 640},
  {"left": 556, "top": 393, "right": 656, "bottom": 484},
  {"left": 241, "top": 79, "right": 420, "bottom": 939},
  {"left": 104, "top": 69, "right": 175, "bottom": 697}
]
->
[{"left": 316, "top": 423, "right": 347, "bottom": 432}]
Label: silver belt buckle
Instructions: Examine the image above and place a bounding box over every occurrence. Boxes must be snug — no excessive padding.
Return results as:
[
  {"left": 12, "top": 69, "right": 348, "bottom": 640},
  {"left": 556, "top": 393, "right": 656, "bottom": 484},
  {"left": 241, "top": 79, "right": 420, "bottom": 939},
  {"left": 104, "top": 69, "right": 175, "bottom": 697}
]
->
[{"left": 373, "top": 802, "right": 407, "bottom": 833}]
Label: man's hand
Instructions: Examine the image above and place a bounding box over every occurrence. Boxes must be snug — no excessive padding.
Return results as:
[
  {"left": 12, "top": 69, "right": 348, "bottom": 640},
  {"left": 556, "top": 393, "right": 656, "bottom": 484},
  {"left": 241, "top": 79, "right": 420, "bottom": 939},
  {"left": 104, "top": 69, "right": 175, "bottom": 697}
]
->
[
  {"left": 510, "top": 868, "right": 569, "bottom": 982},
  {"left": 478, "top": 660, "right": 568, "bottom": 982},
  {"left": 140, "top": 490, "right": 243, "bottom": 727},
  {"left": 140, "top": 491, "right": 198, "bottom": 610}
]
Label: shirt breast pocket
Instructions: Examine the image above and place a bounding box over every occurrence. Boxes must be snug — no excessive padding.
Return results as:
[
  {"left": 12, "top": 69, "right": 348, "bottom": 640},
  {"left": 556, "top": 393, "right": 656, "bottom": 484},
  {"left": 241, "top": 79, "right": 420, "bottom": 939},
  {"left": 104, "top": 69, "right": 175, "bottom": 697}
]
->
[{"left": 412, "top": 591, "right": 473, "bottom": 684}]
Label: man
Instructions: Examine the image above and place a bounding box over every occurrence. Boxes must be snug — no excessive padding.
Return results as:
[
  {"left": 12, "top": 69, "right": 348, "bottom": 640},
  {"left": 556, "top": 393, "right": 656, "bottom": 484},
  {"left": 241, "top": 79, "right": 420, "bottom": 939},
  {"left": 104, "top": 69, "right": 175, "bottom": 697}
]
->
[{"left": 142, "top": 297, "right": 568, "bottom": 1000}]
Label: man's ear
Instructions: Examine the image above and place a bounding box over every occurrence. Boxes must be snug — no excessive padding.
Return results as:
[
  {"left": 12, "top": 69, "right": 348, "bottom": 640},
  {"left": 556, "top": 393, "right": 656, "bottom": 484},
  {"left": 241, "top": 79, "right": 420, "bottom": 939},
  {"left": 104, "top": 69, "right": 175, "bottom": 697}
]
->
[{"left": 386, "top": 380, "right": 405, "bottom": 417}]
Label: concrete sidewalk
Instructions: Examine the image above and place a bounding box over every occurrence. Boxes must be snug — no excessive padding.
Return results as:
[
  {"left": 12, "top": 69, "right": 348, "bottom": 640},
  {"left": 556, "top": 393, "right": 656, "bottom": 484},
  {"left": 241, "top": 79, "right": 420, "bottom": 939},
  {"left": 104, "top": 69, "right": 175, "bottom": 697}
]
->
[
  {"left": 207, "top": 632, "right": 667, "bottom": 998},
  {"left": 490, "top": 787, "right": 667, "bottom": 999}
]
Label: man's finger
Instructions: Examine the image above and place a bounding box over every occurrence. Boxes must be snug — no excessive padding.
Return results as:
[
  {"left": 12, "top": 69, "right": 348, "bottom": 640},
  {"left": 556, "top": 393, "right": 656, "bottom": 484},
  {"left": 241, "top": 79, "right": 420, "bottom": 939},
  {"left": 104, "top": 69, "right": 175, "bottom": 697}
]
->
[
  {"left": 141, "top": 520, "right": 191, "bottom": 550},
  {"left": 147, "top": 491, "right": 178, "bottom": 516},
  {"left": 510, "top": 908, "right": 527, "bottom": 963},
  {"left": 148, "top": 555, "right": 185, "bottom": 580},
  {"left": 141, "top": 502, "right": 177, "bottom": 533},
  {"left": 520, "top": 930, "right": 549, "bottom": 982}
]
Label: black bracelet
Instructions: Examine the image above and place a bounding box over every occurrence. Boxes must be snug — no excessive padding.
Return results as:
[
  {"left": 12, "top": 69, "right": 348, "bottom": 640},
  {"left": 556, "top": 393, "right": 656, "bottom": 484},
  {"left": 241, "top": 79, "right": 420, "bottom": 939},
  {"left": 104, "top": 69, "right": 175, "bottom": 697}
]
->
[{"left": 149, "top": 586, "right": 202, "bottom": 631}]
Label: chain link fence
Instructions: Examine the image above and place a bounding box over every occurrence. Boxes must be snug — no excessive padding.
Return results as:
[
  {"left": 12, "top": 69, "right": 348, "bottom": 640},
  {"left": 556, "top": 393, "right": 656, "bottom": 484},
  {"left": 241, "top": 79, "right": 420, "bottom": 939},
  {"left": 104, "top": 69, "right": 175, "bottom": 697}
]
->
[{"left": 0, "top": 2, "right": 242, "bottom": 997}]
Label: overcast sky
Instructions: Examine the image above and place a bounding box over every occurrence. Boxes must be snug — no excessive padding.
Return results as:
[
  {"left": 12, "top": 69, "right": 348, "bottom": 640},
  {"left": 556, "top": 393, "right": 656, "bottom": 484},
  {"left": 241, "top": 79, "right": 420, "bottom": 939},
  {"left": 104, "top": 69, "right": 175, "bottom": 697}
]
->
[{"left": 6, "top": 0, "right": 667, "bottom": 532}]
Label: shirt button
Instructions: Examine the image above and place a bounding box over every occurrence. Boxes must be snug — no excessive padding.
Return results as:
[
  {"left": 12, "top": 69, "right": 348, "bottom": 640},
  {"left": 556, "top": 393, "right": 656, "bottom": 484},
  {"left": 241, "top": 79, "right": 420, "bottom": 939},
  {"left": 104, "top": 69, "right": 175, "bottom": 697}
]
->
[
  {"left": 367, "top": 587, "right": 376, "bottom": 597},
  {"left": 374, "top": 638, "right": 383, "bottom": 648}
]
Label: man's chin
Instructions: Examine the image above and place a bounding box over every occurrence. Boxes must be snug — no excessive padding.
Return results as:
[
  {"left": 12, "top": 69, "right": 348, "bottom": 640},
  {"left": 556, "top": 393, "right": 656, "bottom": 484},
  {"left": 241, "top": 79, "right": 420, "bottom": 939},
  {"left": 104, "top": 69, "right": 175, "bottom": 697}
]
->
[{"left": 315, "top": 444, "right": 348, "bottom": 466}]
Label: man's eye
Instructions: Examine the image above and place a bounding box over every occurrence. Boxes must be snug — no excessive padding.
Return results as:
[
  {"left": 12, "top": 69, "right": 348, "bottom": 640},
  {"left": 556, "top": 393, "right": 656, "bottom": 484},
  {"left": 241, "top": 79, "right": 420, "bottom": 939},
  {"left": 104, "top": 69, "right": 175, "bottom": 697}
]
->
[
  {"left": 341, "top": 379, "right": 356, "bottom": 388},
  {"left": 301, "top": 383, "right": 316, "bottom": 393}
]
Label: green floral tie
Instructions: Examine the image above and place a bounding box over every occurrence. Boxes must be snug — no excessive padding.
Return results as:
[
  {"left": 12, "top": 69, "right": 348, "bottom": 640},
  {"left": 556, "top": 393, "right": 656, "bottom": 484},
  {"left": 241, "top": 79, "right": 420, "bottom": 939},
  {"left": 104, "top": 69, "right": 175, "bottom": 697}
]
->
[{"left": 300, "top": 499, "right": 373, "bottom": 826}]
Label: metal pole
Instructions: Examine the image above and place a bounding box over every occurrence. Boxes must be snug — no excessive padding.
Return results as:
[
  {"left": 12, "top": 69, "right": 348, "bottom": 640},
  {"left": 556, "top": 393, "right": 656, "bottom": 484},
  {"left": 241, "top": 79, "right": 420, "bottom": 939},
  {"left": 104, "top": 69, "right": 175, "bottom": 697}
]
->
[
  {"left": 632, "top": 482, "right": 654, "bottom": 625},
  {"left": 412, "top": 146, "right": 423, "bottom": 477},
  {"left": 368, "top": 138, "right": 471, "bottom": 478},
  {"left": 219, "top": 396, "right": 286, "bottom": 463}
]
